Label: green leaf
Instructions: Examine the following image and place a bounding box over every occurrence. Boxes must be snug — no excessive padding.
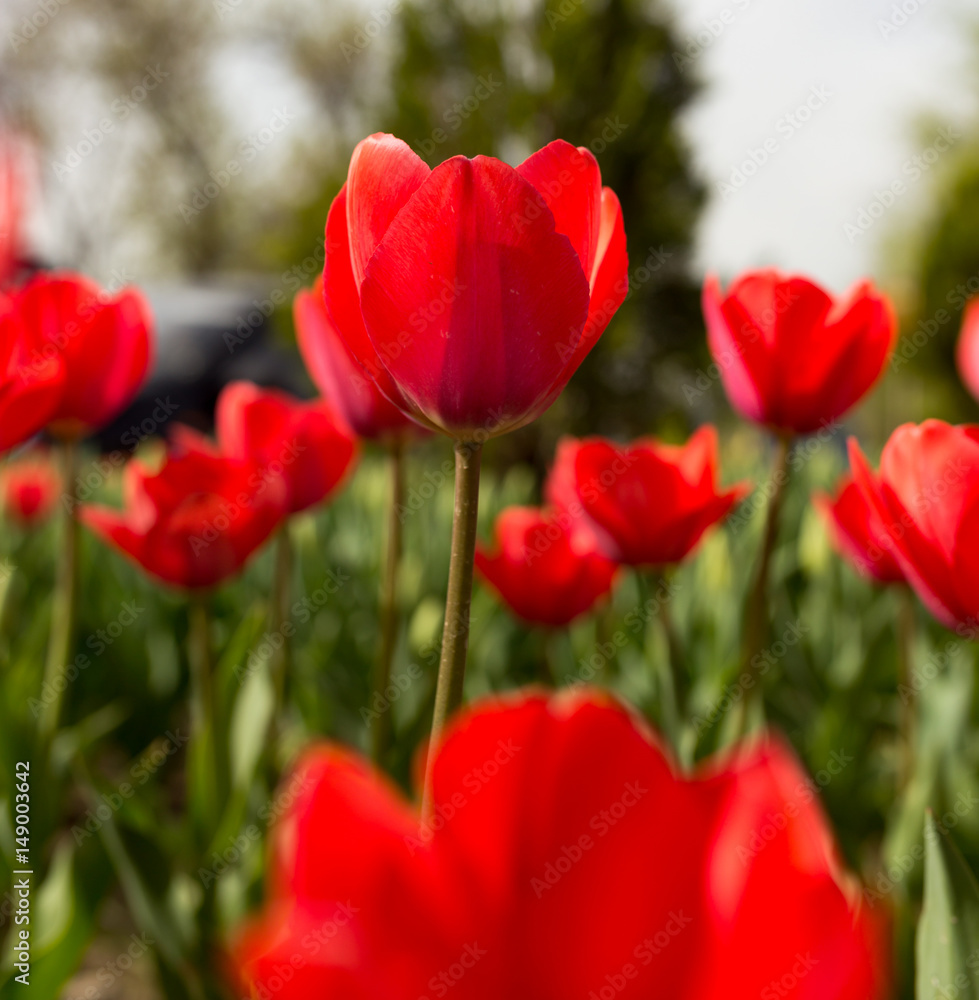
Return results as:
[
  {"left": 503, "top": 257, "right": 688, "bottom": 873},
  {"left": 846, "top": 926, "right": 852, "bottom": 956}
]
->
[{"left": 916, "top": 811, "right": 979, "bottom": 999}]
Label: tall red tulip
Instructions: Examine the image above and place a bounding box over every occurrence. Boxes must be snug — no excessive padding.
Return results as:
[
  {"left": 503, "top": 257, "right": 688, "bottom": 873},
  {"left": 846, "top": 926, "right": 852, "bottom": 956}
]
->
[
  {"left": 546, "top": 426, "right": 748, "bottom": 567},
  {"left": 475, "top": 506, "right": 618, "bottom": 627},
  {"left": 813, "top": 475, "right": 905, "bottom": 584},
  {"left": 850, "top": 420, "right": 979, "bottom": 630},
  {"left": 231, "top": 690, "right": 887, "bottom": 1000},
  {"left": 955, "top": 296, "right": 979, "bottom": 403},
  {"left": 215, "top": 381, "right": 358, "bottom": 515},
  {"left": 12, "top": 271, "right": 153, "bottom": 438},
  {"left": 322, "top": 132, "right": 627, "bottom": 439},
  {"left": 702, "top": 270, "right": 896, "bottom": 435},
  {"left": 0, "top": 296, "right": 65, "bottom": 454},
  {"left": 80, "top": 432, "right": 286, "bottom": 590},
  {"left": 294, "top": 278, "right": 421, "bottom": 441},
  {"left": 0, "top": 450, "right": 61, "bottom": 528}
]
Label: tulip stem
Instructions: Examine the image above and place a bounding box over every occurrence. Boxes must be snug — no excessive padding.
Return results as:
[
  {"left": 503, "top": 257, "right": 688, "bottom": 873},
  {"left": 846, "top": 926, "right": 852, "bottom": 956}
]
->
[
  {"left": 188, "top": 596, "right": 221, "bottom": 840},
  {"left": 736, "top": 433, "right": 792, "bottom": 736},
  {"left": 896, "top": 585, "right": 916, "bottom": 790},
  {"left": 638, "top": 571, "right": 681, "bottom": 751},
  {"left": 269, "top": 522, "right": 293, "bottom": 750},
  {"left": 423, "top": 439, "right": 482, "bottom": 815},
  {"left": 38, "top": 440, "right": 79, "bottom": 750},
  {"left": 371, "top": 440, "right": 405, "bottom": 765}
]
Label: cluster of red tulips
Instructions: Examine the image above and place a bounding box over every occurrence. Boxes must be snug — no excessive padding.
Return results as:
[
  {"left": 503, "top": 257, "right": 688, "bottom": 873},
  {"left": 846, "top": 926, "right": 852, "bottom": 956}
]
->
[{"left": 6, "top": 131, "right": 979, "bottom": 997}]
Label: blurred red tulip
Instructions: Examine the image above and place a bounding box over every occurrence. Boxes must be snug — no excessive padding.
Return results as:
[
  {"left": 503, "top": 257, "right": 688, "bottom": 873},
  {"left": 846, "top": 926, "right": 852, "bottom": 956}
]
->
[
  {"left": 80, "top": 433, "right": 286, "bottom": 589},
  {"left": 546, "top": 427, "right": 748, "bottom": 567},
  {"left": 1, "top": 451, "right": 61, "bottom": 528},
  {"left": 12, "top": 271, "right": 153, "bottom": 438},
  {"left": 702, "top": 270, "right": 895, "bottom": 435},
  {"left": 321, "top": 133, "right": 627, "bottom": 438},
  {"left": 215, "top": 381, "right": 359, "bottom": 515},
  {"left": 813, "top": 475, "right": 905, "bottom": 584},
  {"left": 955, "top": 296, "right": 979, "bottom": 403},
  {"left": 0, "top": 135, "right": 26, "bottom": 287},
  {"left": 231, "top": 690, "right": 887, "bottom": 1000},
  {"left": 475, "top": 506, "right": 618, "bottom": 627},
  {"left": 850, "top": 420, "right": 979, "bottom": 629},
  {"left": 294, "top": 278, "right": 422, "bottom": 442},
  {"left": 0, "top": 296, "right": 65, "bottom": 454}
]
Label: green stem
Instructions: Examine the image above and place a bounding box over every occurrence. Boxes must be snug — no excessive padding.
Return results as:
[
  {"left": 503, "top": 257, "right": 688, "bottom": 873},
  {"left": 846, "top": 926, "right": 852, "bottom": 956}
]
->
[
  {"left": 638, "top": 572, "right": 681, "bottom": 750},
  {"left": 269, "top": 523, "right": 293, "bottom": 745},
  {"left": 422, "top": 439, "right": 482, "bottom": 816},
  {"left": 896, "top": 585, "right": 916, "bottom": 791},
  {"left": 188, "top": 596, "right": 221, "bottom": 842},
  {"left": 38, "top": 441, "right": 79, "bottom": 749},
  {"left": 735, "top": 434, "right": 792, "bottom": 736},
  {"left": 371, "top": 441, "right": 405, "bottom": 765}
]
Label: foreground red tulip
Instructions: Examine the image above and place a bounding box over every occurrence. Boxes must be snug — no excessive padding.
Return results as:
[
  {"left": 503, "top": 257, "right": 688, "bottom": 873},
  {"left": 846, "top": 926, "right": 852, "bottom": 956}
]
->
[
  {"left": 231, "top": 690, "right": 887, "bottom": 1000},
  {"left": 215, "top": 381, "right": 358, "bottom": 515},
  {"left": 702, "top": 270, "right": 896, "bottom": 435},
  {"left": 321, "top": 132, "right": 627, "bottom": 439},
  {"left": 80, "top": 433, "right": 286, "bottom": 589},
  {"left": 0, "top": 451, "right": 61, "bottom": 528},
  {"left": 0, "top": 297, "right": 65, "bottom": 454},
  {"left": 475, "top": 506, "right": 618, "bottom": 627},
  {"left": 546, "top": 427, "right": 748, "bottom": 567},
  {"left": 850, "top": 420, "right": 979, "bottom": 629},
  {"left": 294, "top": 278, "right": 421, "bottom": 441},
  {"left": 813, "top": 475, "right": 905, "bottom": 584},
  {"left": 955, "top": 296, "right": 979, "bottom": 403},
  {"left": 12, "top": 271, "right": 153, "bottom": 438}
]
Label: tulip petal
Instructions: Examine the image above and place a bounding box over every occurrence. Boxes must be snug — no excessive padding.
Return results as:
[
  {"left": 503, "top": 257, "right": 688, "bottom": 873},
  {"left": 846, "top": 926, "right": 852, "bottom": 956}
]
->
[{"left": 360, "top": 155, "right": 591, "bottom": 436}]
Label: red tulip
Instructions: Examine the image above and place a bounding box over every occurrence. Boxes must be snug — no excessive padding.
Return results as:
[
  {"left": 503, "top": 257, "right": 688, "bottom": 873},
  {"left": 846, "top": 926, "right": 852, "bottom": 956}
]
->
[
  {"left": 79, "top": 432, "right": 286, "bottom": 589},
  {"left": 0, "top": 451, "right": 61, "bottom": 528},
  {"left": 546, "top": 426, "right": 748, "bottom": 567},
  {"left": 702, "top": 270, "right": 896, "bottom": 435},
  {"left": 0, "top": 136, "right": 25, "bottom": 286},
  {"left": 294, "top": 278, "right": 422, "bottom": 441},
  {"left": 215, "top": 381, "right": 359, "bottom": 515},
  {"left": 231, "top": 690, "right": 887, "bottom": 1000},
  {"left": 321, "top": 133, "right": 628, "bottom": 438},
  {"left": 0, "top": 296, "right": 65, "bottom": 454},
  {"left": 475, "top": 506, "right": 618, "bottom": 627},
  {"left": 813, "top": 476, "right": 905, "bottom": 584},
  {"left": 850, "top": 420, "right": 979, "bottom": 629},
  {"left": 12, "top": 272, "right": 153, "bottom": 438},
  {"left": 955, "top": 296, "right": 979, "bottom": 403}
]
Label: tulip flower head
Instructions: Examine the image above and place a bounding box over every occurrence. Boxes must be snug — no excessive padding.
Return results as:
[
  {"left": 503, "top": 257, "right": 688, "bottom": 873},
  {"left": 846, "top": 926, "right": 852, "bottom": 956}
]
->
[
  {"left": 215, "top": 381, "right": 359, "bottom": 515},
  {"left": 11, "top": 271, "right": 153, "bottom": 439},
  {"left": 294, "top": 278, "right": 423, "bottom": 442},
  {"left": 813, "top": 475, "right": 905, "bottom": 584},
  {"left": 955, "top": 296, "right": 979, "bottom": 403},
  {"left": 475, "top": 506, "right": 618, "bottom": 627},
  {"left": 703, "top": 270, "right": 896, "bottom": 436},
  {"left": 80, "top": 433, "right": 287, "bottom": 590},
  {"left": 1, "top": 451, "right": 61, "bottom": 528},
  {"left": 546, "top": 427, "right": 748, "bottom": 568},
  {"left": 850, "top": 420, "right": 979, "bottom": 629},
  {"left": 231, "top": 690, "right": 887, "bottom": 1000},
  {"left": 320, "top": 133, "right": 628, "bottom": 439},
  {"left": 0, "top": 295, "right": 65, "bottom": 455}
]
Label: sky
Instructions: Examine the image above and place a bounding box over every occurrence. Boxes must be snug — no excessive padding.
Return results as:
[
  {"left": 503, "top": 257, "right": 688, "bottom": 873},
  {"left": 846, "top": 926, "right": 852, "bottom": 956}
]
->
[{"left": 670, "top": 0, "right": 979, "bottom": 290}]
